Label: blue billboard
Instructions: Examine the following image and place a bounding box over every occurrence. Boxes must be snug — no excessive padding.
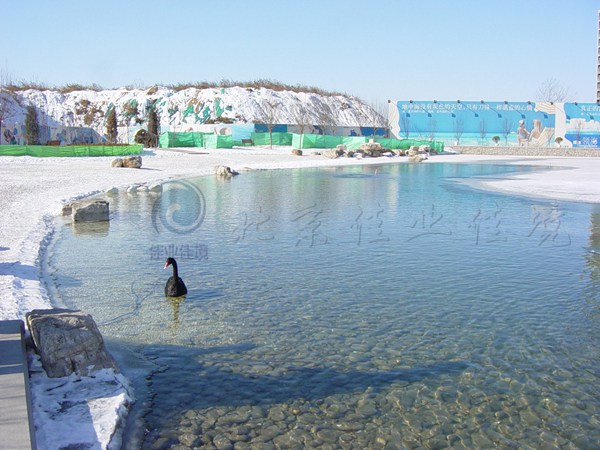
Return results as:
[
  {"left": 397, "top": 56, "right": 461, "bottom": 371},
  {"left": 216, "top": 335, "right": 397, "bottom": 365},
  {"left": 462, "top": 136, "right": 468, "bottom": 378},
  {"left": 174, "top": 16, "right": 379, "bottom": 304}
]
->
[{"left": 391, "top": 100, "right": 595, "bottom": 147}]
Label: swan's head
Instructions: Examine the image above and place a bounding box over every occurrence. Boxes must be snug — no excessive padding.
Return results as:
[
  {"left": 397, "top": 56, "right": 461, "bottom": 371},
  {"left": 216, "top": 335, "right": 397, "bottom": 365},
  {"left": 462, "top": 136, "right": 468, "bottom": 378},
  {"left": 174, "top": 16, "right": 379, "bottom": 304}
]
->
[{"left": 164, "top": 257, "right": 176, "bottom": 269}]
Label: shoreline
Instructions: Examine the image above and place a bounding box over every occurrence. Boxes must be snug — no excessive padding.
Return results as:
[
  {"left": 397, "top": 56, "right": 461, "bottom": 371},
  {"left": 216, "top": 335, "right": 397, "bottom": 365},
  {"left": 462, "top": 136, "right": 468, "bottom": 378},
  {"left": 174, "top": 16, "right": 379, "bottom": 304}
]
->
[{"left": 2, "top": 148, "right": 600, "bottom": 448}]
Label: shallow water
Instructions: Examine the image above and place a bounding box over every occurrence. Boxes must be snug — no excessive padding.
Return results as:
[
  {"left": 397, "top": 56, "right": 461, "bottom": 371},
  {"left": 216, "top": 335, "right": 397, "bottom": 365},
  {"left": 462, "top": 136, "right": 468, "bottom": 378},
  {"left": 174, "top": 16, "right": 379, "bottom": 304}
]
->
[{"left": 46, "top": 162, "right": 600, "bottom": 449}]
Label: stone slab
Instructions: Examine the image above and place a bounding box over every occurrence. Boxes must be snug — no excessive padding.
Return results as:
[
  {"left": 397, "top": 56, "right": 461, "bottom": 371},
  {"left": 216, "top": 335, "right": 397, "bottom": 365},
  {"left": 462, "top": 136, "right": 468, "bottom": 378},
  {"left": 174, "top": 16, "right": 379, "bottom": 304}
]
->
[{"left": 0, "top": 320, "right": 36, "bottom": 449}]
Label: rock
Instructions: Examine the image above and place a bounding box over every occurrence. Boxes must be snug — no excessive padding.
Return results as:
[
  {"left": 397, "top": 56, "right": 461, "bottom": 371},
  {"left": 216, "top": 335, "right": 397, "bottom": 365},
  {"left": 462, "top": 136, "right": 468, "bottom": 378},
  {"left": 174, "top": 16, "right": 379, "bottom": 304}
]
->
[
  {"left": 148, "top": 183, "right": 163, "bottom": 193},
  {"left": 323, "top": 149, "right": 341, "bottom": 159},
  {"left": 407, "top": 146, "right": 420, "bottom": 156},
  {"left": 71, "top": 199, "right": 109, "bottom": 222},
  {"left": 111, "top": 158, "right": 124, "bottom": 167},
  {"left": 105, "top": 187, "right": 119, "bottom": 196},
  {"left": 26, "top": 308, "right": 119, "bottom": 378},
  {"left": 61, "top": 202, "right": 74, "bottom": 216},
  {"left": 112, "top": 156, "right": 142, "bottom": 168},
  {"left": 291, "top": 149, "right": 303, "bottom": 156},
  {"left": 419, "top": 145, "right": 431, "bottom": 153},
  {"left": 126, "top": 185, "right": 138, "bottom": 194},
  {"left": 409, "top": 154, "right": 427, "bottom": 162},
  {"left": 358, "top": 141, "right": 384, "bottom": 156},
  {"left": 215, "top": 165, "right": 239, "bottom": 177}
]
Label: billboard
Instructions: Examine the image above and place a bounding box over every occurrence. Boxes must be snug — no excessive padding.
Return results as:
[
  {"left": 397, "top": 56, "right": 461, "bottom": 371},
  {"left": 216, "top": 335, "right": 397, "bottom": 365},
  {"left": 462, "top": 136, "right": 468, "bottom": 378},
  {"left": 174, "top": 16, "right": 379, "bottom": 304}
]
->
[{"left": 390, "top": 100, "right": 600, "bottom": 148}]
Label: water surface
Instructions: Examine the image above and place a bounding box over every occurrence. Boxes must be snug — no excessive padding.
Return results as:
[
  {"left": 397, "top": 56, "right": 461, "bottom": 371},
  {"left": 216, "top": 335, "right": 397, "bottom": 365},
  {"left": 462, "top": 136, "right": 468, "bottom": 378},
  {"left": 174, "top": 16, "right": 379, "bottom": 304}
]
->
[{"left": 46, "top": 162, "right": 600, "bottom": 449}]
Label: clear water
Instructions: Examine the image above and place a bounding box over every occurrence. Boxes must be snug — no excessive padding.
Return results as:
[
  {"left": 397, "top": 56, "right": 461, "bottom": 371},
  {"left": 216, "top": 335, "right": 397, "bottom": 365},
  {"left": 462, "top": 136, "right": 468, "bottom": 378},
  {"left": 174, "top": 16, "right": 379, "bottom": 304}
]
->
[{"left": 45, "top": 163, "right": 600, "bottom": 449}]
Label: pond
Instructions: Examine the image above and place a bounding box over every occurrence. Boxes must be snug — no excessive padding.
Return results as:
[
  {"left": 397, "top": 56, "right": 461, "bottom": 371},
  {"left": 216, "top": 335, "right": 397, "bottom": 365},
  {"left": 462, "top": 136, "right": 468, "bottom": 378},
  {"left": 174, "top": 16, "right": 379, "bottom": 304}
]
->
[{"left": 45, "top": 162, "right": 600, "bottom": 449}]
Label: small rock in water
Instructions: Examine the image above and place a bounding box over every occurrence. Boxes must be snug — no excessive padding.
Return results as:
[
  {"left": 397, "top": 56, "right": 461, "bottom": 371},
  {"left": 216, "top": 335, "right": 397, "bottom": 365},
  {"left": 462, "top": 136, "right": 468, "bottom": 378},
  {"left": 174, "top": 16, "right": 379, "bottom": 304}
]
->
[
  {"left": 215, "top": 165, "right": 239, "bottom": 177},
  {"left": 148, "top": 183, "right": 163, "bottom": 193}
]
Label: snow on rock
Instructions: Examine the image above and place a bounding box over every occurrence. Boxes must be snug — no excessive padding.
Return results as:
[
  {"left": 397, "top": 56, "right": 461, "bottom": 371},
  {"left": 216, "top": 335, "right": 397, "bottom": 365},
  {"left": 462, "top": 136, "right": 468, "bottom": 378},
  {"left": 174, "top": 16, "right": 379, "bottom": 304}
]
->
[{"left": 4, "top": 86, "right": 378, "bottom": 135}]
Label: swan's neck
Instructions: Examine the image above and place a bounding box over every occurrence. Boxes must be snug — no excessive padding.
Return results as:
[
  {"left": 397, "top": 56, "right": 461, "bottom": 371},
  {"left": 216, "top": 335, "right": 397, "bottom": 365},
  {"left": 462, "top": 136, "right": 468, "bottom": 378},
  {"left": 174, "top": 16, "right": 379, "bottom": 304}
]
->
[{"left": 171, "top": 261, "right": 179, "bottom": 278}]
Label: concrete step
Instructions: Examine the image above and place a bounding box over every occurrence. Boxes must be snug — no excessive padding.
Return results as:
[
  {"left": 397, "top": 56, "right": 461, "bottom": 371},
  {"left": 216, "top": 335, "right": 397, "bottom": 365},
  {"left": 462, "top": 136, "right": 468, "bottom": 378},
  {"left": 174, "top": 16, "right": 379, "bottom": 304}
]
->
[{"left": 0, "top": 320, "right": 36, "bottom": 450}]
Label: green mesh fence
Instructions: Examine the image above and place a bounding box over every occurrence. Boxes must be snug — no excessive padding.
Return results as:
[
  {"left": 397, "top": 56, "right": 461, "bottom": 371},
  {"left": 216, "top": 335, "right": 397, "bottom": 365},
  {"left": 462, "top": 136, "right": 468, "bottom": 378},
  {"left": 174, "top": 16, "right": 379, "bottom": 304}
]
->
[
  {"left": 0, "top": 144, "right": 143, "bottom": 157},
  {"left": 159, "top": 132, "right": 210, "bottom": 148},
  {"left": 250, "top": 132, "right": 293, "bottom": 146},
  {"left": 203, "top": 135, "right": 234, "bottom": 149},
  {"left": 375, "top": 138, "right": 444, "bottom": 153}
]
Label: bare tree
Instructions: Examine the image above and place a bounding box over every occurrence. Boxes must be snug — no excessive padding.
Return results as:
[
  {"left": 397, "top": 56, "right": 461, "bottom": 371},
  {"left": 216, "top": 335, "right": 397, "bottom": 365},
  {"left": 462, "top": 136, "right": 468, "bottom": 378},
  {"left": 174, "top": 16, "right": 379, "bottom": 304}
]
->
[
  {"left": 536, "top": 77, "right": 572, "bottom": 103},
  {"left": 256, "top": 100, "right": 280, "bottom": 148},
  {"left": 365, "top": 99, "right": 389, "bottom": 138},
  {"left": 502, "top": 118, "right": 514, "bottom": 145},
  {"left": 479, "top": 119, "right": 487, "bottom": 145},
  {"left": 0, "top": 69, "right": 14, "bottom": 144},
  {"left": 453, "top": 118, "right": 464, "bottom": 145},
  {"left": 316, "top": 104, "right": 336, "bottom": 136},
  {"left": 291, "top": 102, "right": 311, "bottom": 149}
]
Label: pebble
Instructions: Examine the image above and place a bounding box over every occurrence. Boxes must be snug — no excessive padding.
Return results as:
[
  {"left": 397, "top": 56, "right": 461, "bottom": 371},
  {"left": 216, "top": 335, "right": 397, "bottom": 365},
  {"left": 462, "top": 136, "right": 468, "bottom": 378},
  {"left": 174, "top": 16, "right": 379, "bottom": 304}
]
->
[
  {"left": 316, "top": 428, "right": 339, "bottom": 443},
  {"left": 212, "top": 433, "right": 234, "bottom": 450}
]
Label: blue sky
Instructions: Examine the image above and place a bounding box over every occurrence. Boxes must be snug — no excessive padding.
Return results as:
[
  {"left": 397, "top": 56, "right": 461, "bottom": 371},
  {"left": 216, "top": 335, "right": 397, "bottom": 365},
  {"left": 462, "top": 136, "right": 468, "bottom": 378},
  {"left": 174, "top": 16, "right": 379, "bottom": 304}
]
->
[{"left": 2, "top": 0, "right": 598, "bottom": 103}]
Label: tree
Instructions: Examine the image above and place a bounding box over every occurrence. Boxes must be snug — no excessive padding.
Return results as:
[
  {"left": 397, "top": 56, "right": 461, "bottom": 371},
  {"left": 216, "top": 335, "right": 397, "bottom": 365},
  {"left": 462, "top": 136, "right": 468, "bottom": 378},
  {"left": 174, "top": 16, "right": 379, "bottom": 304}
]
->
[
  {"left": 453, "top": 118, "right": 464, "bottom": 145},
  {"left": 24, "top": 105, "right": 40, "bottom": 145},
  {"left": 146, "top": 103, "right": 159, "bottom": 148},
  {"left": 0, "top": 71, "right": 12, "bottom": 144},
  {"left": 536, "top": 78, "right": 571, "bottom": 103},
  {"left": 365, "top": 99, "right": 389, "bottom": 138},
  {"left": 106, "top": 107, "right": 118, "bottom": 143},
  {"left": 291, "top": 102, "right": 311, "bottom": 150},
  {"left": 502, "top": 118, "right": 514, "bottom": 145},
  {"left": 316, "top": 104, "right": 336, "bottom": 136},
  {"left": 257, "top": 100, "right": 279, "bottom": 148},
  {"left": 479, "top": 119, "right": 487, "bottom": 145}
]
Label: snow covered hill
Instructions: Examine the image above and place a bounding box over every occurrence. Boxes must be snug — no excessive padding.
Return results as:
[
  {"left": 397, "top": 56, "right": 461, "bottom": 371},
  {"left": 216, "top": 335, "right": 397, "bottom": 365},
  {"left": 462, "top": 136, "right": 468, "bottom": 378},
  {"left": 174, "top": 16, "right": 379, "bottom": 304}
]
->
[{"left": 1, "top": 85, "right": 382, "bottom": 143}]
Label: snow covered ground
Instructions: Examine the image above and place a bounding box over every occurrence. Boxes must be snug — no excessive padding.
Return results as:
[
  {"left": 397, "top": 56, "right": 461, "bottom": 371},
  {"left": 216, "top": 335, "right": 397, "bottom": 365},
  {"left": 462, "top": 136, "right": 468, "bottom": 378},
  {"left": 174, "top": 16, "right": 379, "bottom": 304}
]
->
[{"left": 1, "top": 148, "right": 600, "bottom": 449}]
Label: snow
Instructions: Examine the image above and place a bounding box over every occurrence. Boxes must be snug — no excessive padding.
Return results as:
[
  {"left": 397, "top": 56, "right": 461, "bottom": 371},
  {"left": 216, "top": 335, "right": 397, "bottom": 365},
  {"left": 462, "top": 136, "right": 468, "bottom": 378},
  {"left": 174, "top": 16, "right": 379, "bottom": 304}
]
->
[
  {"left": 3, "top": 86, "right": 377, "bottom": 137},
  {"left": 1, "top": 148, "right": 600, "bottom": 448}
]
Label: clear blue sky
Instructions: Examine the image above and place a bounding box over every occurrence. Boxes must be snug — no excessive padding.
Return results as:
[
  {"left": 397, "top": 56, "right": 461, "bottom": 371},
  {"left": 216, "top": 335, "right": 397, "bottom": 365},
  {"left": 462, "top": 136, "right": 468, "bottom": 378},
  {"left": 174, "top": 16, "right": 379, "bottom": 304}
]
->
[{"left": 2, "top": 0, "right": 598, "bottom": 103}]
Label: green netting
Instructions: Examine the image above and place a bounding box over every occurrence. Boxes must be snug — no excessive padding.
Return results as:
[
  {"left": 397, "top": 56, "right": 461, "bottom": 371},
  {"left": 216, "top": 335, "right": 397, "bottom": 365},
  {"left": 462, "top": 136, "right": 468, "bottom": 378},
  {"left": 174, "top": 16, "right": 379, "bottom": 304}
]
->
[
  {"left": 159, "top": 131, "right": 210, "bottom": 148},
  {"left": 203, "top": 135, "right": 234, "bottom": 149},
  {"left": 0, "top": 145, "right": 143, "bottom": 157},
  {"left": 250, "top": 132, "right": 293, "bottom": 146},
  {"left": 292, "top": 134, "right": 343, "bottom": 149},
  {"left": 375, "top": 138, "right": 444, "bottom": 153},
  {"left": 341, "top": 136, "right": 369, "bottom": 150}
]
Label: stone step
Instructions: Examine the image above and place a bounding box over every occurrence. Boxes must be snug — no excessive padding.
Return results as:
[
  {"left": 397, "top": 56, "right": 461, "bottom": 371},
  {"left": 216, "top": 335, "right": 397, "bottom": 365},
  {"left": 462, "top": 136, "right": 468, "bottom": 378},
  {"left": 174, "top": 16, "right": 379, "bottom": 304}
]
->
[{"left": 0, "top": 320, "right": 37, "bottom": 449}]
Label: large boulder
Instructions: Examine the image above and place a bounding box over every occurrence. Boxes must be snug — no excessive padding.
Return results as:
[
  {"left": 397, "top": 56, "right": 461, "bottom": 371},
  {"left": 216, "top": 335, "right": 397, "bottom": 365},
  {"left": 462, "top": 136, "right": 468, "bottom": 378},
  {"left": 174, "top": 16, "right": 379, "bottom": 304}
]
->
[
  {"left": 358, "top": 141, "right": 385, "bottom": 156},
  {"left": 26, "top": 309, "right": 119, "bottom": 378},
  {"left": 323, "top": 149, "right": 340, "bottom": 159},
  {"left": 111, "top": 156, "right": 142, "bottom": 168},
  {"left": 66, "top": 199, "right": 109, "bottom": 222},
  {"left": 215, "top": 165, "right": 239, "bottom": 177},
  {"left": 291, "top": 149, "right": 303, "bottom": 156}
]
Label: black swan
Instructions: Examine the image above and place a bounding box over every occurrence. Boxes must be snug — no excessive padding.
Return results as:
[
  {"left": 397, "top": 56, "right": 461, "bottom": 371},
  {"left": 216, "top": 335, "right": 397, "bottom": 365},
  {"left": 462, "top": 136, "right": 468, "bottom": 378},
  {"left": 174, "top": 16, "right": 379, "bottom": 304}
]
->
[{"left": 164, "top": 257, "right": 187, "bottom": 297}]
